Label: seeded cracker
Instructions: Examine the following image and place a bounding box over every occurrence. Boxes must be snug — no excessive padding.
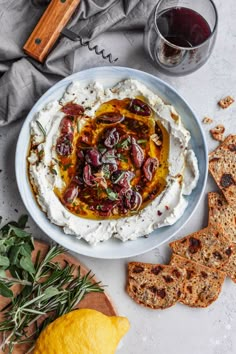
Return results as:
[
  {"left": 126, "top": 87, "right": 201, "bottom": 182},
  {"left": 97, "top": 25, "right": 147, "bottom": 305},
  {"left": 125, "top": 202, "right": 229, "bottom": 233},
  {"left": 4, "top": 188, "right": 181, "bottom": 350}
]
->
[
  {"left": 208, "top": 192, "right": 236, "bottom": 282},
  {"left": 126, "top": 262, "right": 184, "bottom": 309},
  {"left": 209, "top": 135, "right": 236, "bottom": 205},
  {"left": 170, "top": 254, "right": 225, "bottom": 308},
  {"left": 169, "top": 224, "right": 232, "bottom": 270},
  {"left": 208, "top": 192, "right": 236, "bottom": 243},
  {"left": 221, "top": 245, "right": 236, "bottom": 283}
]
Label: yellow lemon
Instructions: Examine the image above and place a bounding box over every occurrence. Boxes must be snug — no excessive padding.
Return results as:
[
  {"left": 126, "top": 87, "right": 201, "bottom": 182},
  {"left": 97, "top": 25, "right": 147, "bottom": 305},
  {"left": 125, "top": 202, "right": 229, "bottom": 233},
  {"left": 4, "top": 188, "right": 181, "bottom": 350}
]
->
[{"left": 34, "top": 308, "right": 130, "bottom": 354}]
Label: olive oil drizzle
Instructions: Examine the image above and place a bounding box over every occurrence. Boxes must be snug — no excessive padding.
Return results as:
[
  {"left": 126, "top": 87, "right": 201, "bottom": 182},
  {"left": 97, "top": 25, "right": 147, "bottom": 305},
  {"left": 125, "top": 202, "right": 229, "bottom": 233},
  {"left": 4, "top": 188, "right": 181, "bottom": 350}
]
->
[{"left": 54, "top": 98, "right": 169, "bottom": 220}]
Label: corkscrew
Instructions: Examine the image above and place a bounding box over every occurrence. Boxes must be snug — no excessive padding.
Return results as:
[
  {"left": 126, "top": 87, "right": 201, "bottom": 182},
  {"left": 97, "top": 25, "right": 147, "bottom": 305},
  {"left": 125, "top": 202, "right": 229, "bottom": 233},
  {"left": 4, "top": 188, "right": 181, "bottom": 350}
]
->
[
  {"left": 24, "top": 0, "right": 118, "bottom": 64},
  {"left": 62, "top": 28, "right": 118, "bottom": 64}
]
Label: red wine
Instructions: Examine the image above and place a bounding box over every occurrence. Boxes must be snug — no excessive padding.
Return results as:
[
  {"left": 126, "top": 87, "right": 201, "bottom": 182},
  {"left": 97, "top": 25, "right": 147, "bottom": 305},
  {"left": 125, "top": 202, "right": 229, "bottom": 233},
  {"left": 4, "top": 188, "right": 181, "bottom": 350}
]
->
[{"left": 156, "top": 7, "right": 211, "bottom": 48}]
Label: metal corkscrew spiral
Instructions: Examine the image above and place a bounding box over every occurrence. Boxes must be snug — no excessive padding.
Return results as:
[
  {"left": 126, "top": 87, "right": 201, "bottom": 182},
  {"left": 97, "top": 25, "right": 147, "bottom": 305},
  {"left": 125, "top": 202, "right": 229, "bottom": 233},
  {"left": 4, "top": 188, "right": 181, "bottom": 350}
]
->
[{"left": 62, "top": 28, "right": 118, "bottom": 64}]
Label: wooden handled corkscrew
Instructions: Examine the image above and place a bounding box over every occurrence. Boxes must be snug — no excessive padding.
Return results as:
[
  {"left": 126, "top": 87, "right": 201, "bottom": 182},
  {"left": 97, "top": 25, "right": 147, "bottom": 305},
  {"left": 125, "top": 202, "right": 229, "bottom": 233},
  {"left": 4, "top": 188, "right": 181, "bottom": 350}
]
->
[{"left": 24, "top": 0, "right": 118, "bottom": 63}]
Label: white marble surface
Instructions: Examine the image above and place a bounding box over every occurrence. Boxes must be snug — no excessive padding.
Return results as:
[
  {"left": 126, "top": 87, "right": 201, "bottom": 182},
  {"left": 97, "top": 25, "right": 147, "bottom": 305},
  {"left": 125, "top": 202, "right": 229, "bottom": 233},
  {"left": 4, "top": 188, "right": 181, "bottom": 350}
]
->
[{"left": 0, "top": 0, "right": 236, "bottom": 353}]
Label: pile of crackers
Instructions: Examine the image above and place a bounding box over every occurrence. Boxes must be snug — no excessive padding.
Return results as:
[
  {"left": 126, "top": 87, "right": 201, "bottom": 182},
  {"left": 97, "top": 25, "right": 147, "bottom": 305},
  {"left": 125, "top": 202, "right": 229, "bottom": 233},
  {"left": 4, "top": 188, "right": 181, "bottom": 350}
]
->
[{"left": 127, "top": 135, "right": 236, "bottom": 309}]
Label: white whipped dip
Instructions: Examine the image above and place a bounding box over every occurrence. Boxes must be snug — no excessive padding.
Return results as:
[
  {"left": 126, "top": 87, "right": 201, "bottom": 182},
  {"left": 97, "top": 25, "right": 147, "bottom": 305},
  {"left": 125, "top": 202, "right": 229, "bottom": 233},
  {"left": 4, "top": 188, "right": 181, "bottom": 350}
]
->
[{"left": 28, "top": 79, "right": 199, "bottom": 245}]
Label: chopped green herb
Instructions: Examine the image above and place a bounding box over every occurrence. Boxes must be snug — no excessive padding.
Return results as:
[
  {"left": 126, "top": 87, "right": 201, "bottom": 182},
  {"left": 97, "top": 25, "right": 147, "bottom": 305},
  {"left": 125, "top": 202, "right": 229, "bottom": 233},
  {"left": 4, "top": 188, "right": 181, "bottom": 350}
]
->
[
  {"left": 36, "top": 121, "right": 46, "bottom": 137},
  {"left": 133, "top": 104, "right": 141, "bottom": 111},
  {"left": 102, "top": 164, "right": 110, "bottom": 179},
  {"left": 116, "top": 137, "right": 131, "bottom": 149},
  {"left": 106, "top": 188, "right": 118, "bottom": 201},
  {"left": 98, "top": 144, "right": 107, "bottom": 154},
  {"left": 111, "top": 171, "right": 126, "bottom": 184},
  {"left": 137, "top": 139, "right": 147, "bottom": 144},
  {"left": 50, "top": 168, "right": 57, "bottom": 175},
  {"left": 63, "top": 163, "right": 72, "bottom": 171},
  {"left": 117, "top": 154, "right": 128, "bottom": 163},
  {"left": 52, "top": 158, "right": 59, "bottom": 164},
  {"left": 38, "top": 149, "right": 44, "bottom": 158}
]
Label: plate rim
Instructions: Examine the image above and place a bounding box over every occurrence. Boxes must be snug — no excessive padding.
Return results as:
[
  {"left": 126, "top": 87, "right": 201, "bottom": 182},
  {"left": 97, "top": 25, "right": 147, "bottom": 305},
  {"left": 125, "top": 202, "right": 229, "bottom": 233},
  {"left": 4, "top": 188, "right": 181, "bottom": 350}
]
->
[{"left": 15, "top": 66, "right": 208, "bottom": 259}]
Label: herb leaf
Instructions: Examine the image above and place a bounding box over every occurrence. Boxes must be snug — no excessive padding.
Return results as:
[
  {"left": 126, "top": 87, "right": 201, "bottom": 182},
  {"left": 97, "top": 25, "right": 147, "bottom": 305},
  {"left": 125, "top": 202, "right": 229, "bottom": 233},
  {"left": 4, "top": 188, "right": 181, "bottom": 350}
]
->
[
  {"left": 8, "top": 225, "right": 31, "bottom": 238},
  {"left": 117, "top": 153, "right": 128, "bottom": 163},
  {"left": 0, "top": 218, "right": 104, "bottom": 353},
  {"left": 106, "top": 188, "right": 118, "bottom": 201},
  {"left": 36, "top": 121, "right": 46, "bottom": 137},
  {"left": 0, "top": 282, "right": 13, "bottom": 298},
  {"left": 137, "top": 139, "right": 147, "bottom": 144},
  {"left": 20, "top": 256, "right": 35, "bottom": 275},
  {"left": 116, "top": 137, "right": 131, "bottom": 149},
  {"left": 0, "top": 255, "right": 10, "bottom": 268},
  {"left": 63, "top": 163, "right": 72, "bottom": 171}
]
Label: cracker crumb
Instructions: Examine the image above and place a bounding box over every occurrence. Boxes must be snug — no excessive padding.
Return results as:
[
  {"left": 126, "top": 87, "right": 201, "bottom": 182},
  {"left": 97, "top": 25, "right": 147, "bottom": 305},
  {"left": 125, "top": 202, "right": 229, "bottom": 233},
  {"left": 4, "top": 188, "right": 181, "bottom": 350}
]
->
[
  {"left": 202, "top": 116, "right": 213, "bottom": 124},
  {"left": 151, "top": 133, "right": 162, "bottom": 146},
  {"left": 210, "top": 124, "right": 225, "bottom": 142},
  {"left": 218, "top": 96, "right": 234, "bottom": 109}
]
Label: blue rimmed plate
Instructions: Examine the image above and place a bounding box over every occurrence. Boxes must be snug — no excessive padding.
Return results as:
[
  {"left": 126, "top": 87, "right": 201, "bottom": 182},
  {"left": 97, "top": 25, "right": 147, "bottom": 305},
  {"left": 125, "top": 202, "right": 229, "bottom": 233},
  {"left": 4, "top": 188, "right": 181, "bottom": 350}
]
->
[{"left": 15, "top": 66, "right": 207, "bottom": 259}]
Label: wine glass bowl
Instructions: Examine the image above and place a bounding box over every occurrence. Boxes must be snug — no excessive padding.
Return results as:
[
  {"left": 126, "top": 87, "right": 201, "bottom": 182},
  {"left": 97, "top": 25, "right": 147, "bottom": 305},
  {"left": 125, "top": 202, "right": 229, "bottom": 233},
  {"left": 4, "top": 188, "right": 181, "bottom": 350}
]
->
[{"left": 144, "top": 0, "right": 218, "bottom": 76}]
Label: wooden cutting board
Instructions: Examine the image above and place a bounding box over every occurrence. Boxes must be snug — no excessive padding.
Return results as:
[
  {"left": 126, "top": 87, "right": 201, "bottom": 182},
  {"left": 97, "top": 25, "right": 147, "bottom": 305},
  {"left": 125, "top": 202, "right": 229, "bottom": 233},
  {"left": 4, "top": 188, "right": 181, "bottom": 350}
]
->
[{"left": 0, "top": 240, "right": 117, "bottom": 353}]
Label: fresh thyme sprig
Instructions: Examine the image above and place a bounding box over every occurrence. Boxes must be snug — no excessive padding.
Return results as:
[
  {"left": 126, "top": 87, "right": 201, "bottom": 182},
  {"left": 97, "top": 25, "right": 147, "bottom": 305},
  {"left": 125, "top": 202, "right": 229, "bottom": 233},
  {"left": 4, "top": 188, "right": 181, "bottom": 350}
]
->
[{"left": 0, "top": 217, "right": 104, "bottom": 353}]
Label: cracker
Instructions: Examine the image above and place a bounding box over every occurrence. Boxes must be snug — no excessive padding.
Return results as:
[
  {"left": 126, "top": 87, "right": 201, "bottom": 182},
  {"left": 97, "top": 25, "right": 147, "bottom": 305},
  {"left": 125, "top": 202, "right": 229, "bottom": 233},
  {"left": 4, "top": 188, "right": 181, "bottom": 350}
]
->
[
  {"left": 126, "top": 262, "right": 184, "bottom": 309},
  {"left": 170, "top": 254, "right": 225, "bottom": 307},
  {"left": 169, "top": 224, "right": 232, "bottom": 270},
  {"left": 209, "top": 135, "right": 236, "bottom": 205},
  {"left": 210, "top": 124, "right": 225, "bottom": 142},
  {"left": 222, "top": 245, "right": 236, "bottom": 283},
  {"left": 202, "top": 117, "right": 213, "bottom": 124},
  {"left": 218, "top": 96, "right": 234, "bottom": 109},
  {"left": 208, "top": 192, "right": 236, "bottom": 243}
]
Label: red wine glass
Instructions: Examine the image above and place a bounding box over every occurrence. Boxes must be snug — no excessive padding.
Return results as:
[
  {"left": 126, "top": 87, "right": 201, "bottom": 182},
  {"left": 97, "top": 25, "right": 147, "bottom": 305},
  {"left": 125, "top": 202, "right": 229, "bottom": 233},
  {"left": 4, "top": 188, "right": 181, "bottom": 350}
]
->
[{"left": 144, "top": 0, "right": 218, "bottom": 76}]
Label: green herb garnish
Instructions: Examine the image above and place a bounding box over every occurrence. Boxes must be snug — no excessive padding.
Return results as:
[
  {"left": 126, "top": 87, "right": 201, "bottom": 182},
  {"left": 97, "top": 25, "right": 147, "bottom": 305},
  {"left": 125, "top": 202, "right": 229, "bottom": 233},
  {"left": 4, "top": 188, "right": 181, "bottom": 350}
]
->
[
  {"left": 0, "top": 215, "right": 34, "bottom": 284},
  {"left": 50, "top": 168, "right": 57, "bottom": 175},
  {"left": 38, "top": 149, "right": 44, "bottom": 158},
  {"left": 102, "top": 164, "right": 110, "bottom": 179},
  {"left": 106, "top": 188, "right": 118, "bottom": 201},
  {"left": 0, "top": 217, "right": 103, "bottom": 353},
  {"left": 97, "top": 144, "right": 107, "bottom": 154},
  {"left": 36, "top": 121, "right": 46, "bottom": 137},
  {"left": 63, "top": 163, "right": 72, "bottom": 171},
  {"left": 137, "top": 139, "right": 147, "bottom": 144},
  {"left": 133, "top": 104, "right": 141, "bottom": 111},
  {"left": 116, "top": 137, "right": 131, "bottom": 149},
  {"left": 117, "top": 153, "right": 128, "bottom": 163}
]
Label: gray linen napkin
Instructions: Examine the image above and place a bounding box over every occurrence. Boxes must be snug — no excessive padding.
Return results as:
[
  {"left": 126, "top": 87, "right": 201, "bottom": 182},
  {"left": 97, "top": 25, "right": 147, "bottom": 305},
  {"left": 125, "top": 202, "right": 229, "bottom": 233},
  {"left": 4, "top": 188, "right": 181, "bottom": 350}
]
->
[{"left": 0, "top": 0, "right": 156, "bottom": 126}]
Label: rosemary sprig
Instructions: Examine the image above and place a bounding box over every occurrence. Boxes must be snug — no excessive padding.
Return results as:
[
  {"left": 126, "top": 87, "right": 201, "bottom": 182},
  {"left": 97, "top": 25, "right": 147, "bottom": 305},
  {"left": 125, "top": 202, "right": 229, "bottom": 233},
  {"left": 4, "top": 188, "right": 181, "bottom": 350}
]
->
[
  {"left": 36, "top": 121, "right": 46, "bottom": 137},
  {"left": 0, "top": 218, "right": 104, "bottom": 353}
]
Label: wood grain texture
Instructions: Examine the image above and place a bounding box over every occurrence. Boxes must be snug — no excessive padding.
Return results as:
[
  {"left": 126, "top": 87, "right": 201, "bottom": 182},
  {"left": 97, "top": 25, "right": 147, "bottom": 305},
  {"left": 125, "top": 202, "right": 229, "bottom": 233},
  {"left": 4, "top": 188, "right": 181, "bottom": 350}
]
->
[
  {"left": 0, "top": 240, "right": 117, "bottom": 354},
  {"left": 23, "top": 0, "right": 80, "bottom": 62}
]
